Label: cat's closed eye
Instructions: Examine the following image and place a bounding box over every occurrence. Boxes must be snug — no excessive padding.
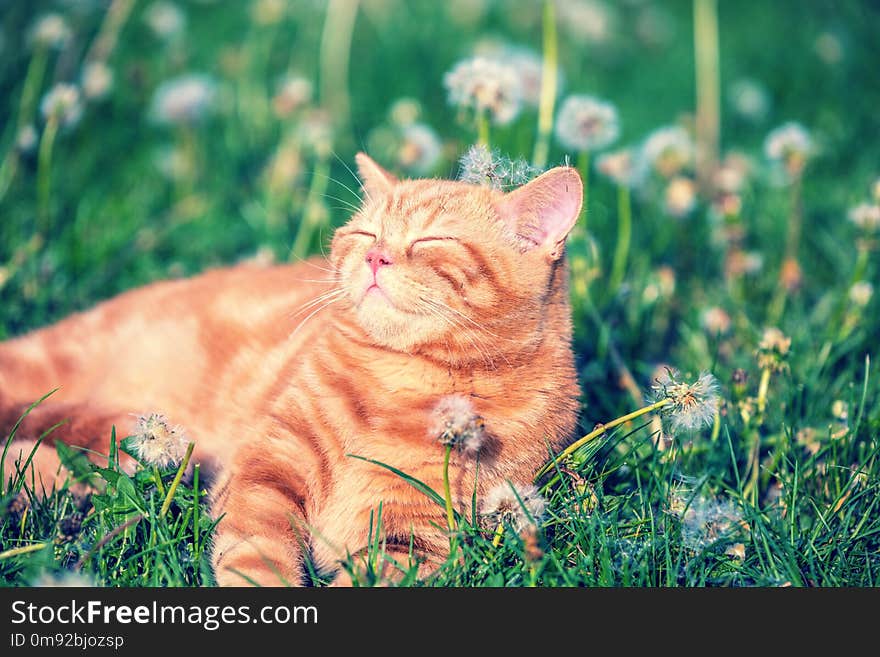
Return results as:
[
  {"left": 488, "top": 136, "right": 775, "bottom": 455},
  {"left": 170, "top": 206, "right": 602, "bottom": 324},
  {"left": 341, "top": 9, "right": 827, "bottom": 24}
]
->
[
  {"left": 408, "top": 236, "right": 459, "bottom": 255},
  {"left": 341, "top": 229, "right": 377, "bottom": 241}
]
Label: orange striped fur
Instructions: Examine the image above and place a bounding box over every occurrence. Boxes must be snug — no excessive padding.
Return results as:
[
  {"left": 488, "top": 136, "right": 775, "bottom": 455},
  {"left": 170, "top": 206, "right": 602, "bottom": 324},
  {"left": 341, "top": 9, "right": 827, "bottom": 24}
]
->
[{"left": 0, "top": 154, "right": 583, "bottom": 586}]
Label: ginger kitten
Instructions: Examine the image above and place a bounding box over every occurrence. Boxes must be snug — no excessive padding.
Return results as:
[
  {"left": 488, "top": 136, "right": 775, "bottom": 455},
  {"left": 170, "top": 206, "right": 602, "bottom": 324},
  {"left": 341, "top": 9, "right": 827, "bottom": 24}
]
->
[{"left": 0, "top": 153, "right": 583, "bottom": 585}]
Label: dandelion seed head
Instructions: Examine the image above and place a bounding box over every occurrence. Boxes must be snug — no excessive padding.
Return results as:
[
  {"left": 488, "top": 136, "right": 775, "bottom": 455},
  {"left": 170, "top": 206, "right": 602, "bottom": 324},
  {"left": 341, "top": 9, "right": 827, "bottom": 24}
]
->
[
  {"left": 652, "top": 369, "right": 720, "bottom": 434},
  {"left": 756, "top": 327, "right": 792, "bottom": 372},
  {"left": 764, "top": 122, "right": 813, "bottom": 177},
  {"left": 555, "top": 94, "right": 620, "bottom": 153},
  {"left": 388, "top": 97, "right": 422, "bottom": 127},
  {"left": 556, "top": 95, "right": 620, "bottom": 151},
  {"left": 297, "top": 109, "right": 334, "bottom": 158},
  {"left": 457, "top": 144, "right": 539, "bottom": 191},
  {"left": 758, "top": 327, "right": 791, "bottom": 356},
  {"left": 728, "top": 78, "right": 769, "bottom": 122},
  {"left": 814, "top": 32, "right": 844, "bottom": 65},
  {"left": 40, "top": 84, "right": 83, "bottom": 128},
  {"left": 713, "top": 152, "right": 751, "bottom": 194},
  {"left": 679, "top": 494, "right": 744, "bottom": 551},
  {"left": 508, "top": 48, "right": 547, "bottom": 107},
  {"left": 642, "top": 125, "right": 694, "bottom": 178},
  {"left": 779, "top": 257, "right": 802, "bottom": 293},
  {"left": 428, "top": 395, "right": 486, "bottom": 454},
  {"left": 848, "top": 281, "right": 873, "bottom": 307},
  {"left": 724, "top": 249, "right": 763, "bottom": 278},
  {"left": 701, "top": 307, "right": 731, "bottom": 335},
  {"left": 16, "top": 125, "right": 38, "bottom": 154},
  {"left": 30, "top": 13, "right": 72, "bottom": 50},
  {"left": 150, "top": 74, "right": 216, "bottom": 125},
  {"left": 595, "top": 147, "right": 643, "bottom": 189},
  {"left": 272, "top": 74, "right": 312, "bottom": 118},
  {"left": 131, "top": 412, "right": 189, "bottom": 469},
  {"left": 81, "top": 61, "right": 113, "bottom": 100},
  {"left": 153, "top": 144, "right": 192, "bottom": 180},
  {"left": 664, "top": 176, "right": 698, "bottom": 217},
  {"left": 145, "top": 1, "right": 186, "bottom": 39},
  {"left": 443, "top": 56, "right": 522, "bottom": 126},
  {"left": 558, "top": 0, "right": 615, "bottom": 44},
  {"left": 481, "top": 482, "right": 546, "bottom": 533},
  {"left": 847, "top": 203, "right": 880, "bottom": 233},
  {"left": 397, "top": 123, "right": 442, "bottom": 175}
]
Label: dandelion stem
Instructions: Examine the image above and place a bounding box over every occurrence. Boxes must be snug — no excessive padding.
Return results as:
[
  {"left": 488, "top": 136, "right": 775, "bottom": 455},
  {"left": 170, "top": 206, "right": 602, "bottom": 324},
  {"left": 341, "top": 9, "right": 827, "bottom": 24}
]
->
[
  {"left": 767, "top": 175, "right": 803, "bottom": 324},
  {"left": 85, "top": 0, "right": 136, "bottom": 63},
  {"left": 536, "top": 398, "right": 671, "bottom": 480},
  {"left": 476, "top": 110, "right": 490, "bottom": 148},
  {"left": 491, "top": 521, "right": 504, "bottom": 547},
  {"left": 0, "top": 152, "right": 19, "bottom": 204},
  {"left": 442, "top": 444, "right": 456, "bottom": 533},
  {"left": 710, "top": 408, "right": 721, "bottom": 442},
  {"left": 693, "top": 0, "right": 720, "bottom": 191},
  {"left": 160, "top": 442, "right": 195, "bottom": 517},
  {"left": 18, "top": 47, "right": 49, "bottom": 131},
  {"left": 577, "top": 150, "right": 590, "bottom": 234},
  {"left": 36, "top": 115, "right": 59, "bottom": 236},
  {"left": 0, "top": 542, "right": 50, "bottom": 560},
  {"left": 786, "top": 174, "right": 803, "bottom": 262},
  {"left": 531, "top": 0, "right": 558, "bottom": 169},
  {"left": 152, "top": 465, "right": 166, "bottom": 496},
  {"left": 290, "top": 158, "right": 330, "bottom": 260},
  {"left": 608, "top": 184, "right": 632, "bottom": 297},
  {"left": 193, "top": 463, "right": 201, "bottom": 557},
  {"left": 19, "top": 505, "right": 28, "bottom": 538},
  {"left": 756, "top": 366, "right": 771, "bottom": 419},
  {"left": 319, "top": 0, "right": 359, "bottom": 133}
]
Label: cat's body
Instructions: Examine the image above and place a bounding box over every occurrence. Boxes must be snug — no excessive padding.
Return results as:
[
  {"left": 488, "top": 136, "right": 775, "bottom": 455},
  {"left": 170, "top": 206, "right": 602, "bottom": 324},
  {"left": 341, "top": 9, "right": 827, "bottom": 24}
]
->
[{"left": 1, "top": 154, "right": 583, "bottom": 585}]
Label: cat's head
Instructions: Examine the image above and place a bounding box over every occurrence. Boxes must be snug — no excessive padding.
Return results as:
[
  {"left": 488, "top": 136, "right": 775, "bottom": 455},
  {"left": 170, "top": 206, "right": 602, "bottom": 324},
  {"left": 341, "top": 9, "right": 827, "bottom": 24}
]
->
[{"left": 329, "top": 152, "right": 583, "bottom": 360}]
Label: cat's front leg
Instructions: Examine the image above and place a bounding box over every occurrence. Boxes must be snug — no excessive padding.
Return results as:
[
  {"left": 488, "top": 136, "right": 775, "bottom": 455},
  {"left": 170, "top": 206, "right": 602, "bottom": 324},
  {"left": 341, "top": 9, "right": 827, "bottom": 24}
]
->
[{"left": 209, "top": 461, "right": 309, "bottom": 587}]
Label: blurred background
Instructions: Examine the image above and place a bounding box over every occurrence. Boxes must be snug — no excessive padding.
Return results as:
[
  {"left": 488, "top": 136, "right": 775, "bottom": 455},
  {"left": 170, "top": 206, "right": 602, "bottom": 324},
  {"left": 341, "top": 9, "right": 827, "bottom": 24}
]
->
[{"left": 1, "top": 0, "right": 879, "bottom": 421}]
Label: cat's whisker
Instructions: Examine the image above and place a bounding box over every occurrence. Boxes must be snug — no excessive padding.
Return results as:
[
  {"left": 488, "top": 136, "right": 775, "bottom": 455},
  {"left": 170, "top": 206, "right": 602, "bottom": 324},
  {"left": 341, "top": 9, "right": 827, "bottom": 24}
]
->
[
  {"left": 287, "top": 288, "right": 346, "bottom": 320},
  {"left": 418, "top": 294, "right": 514, "bottom": 368},
  {"left": 331, "top": 151, "right": 371, "bottom": 204},
  {"left": 415, "top": 302, "right": 471, "bottom": 369},
  {"left": 416, "top": 297, "right": 500, "bottom": 370},
  {"left": 287, "top": 254, "right": 340, "bottom": 275},
  {"left": 287, "top": 296, "right": 343, "bottom": 342},
  {"left": 323, "top": 194, "right": 362, "bottom": 214},
  {"left": 426, "top": 296, "right": 511, "bottom": 342},
  {"left": 292, "top": 277, "right": 343, "bottom": 284}
]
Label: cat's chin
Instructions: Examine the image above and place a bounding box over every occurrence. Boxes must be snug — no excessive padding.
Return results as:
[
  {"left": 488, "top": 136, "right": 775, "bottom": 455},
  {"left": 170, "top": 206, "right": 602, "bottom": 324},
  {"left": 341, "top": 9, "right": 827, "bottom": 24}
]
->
[{"left": 354, "top": 297, "right": 436, "bottom": 353}]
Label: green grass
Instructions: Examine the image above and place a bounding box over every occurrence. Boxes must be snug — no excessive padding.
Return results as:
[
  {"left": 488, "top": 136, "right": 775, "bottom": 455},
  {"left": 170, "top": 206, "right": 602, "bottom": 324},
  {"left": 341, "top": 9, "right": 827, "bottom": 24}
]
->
[{"left": 2, "top": 1, "right": 879, "bottom": 587}]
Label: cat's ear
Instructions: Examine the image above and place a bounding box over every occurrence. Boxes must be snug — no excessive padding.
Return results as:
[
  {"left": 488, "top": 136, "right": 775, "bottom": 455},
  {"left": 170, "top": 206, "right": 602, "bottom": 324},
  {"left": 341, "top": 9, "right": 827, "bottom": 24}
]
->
[
  {"left": 355, "top": 152, "right": 398, "bottom": 199},
  {"left": 496, "top": 166, "right": 583, "bottom": 261}
]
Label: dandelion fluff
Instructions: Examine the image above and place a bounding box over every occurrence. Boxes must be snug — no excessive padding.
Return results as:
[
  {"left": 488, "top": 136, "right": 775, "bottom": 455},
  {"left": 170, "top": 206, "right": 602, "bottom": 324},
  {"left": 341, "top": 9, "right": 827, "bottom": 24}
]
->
[
  {"left": 443, "top": 56, "right": 522, "bottom": 126},
  {"left": 150, "top": 74, "right": 216, "bottom": 125},
  {"left": 652, "top": 369, "right": 720, "bottom": 434},
  {"left": 40, "top": 84, "right": 83, "bottom": 127},
  {"left": 481, "top": 482, "right": 547, "bottom": 532},
  {"left": 428, "top": 394, "right": 486, "bottom": 454},
  {"left": 131, "top": 412, "right": 189, "bottom": 468},
  {"left": 554, "top": 94, "right": 620, "bottom": 152}
]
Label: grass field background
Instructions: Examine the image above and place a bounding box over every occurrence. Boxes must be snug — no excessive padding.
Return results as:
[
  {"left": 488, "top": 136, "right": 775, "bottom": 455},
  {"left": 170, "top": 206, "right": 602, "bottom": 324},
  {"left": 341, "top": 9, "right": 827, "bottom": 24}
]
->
[{"left": 1, "top": 0, "right": 879, "bottom": 586}]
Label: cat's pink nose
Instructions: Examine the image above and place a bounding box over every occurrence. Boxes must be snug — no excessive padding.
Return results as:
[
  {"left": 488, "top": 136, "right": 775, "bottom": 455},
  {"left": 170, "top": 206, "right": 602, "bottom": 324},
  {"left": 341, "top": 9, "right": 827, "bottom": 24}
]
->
[{"left": 365, "top": 247, "right": 393, "bottom": 275}]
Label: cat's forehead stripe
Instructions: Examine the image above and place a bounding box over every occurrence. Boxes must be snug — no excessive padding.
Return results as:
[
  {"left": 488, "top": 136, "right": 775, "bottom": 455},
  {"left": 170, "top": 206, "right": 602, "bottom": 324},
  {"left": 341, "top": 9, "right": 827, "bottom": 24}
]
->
[{"left": 374, "top": 186, "right": 462, "bottom": 235}]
